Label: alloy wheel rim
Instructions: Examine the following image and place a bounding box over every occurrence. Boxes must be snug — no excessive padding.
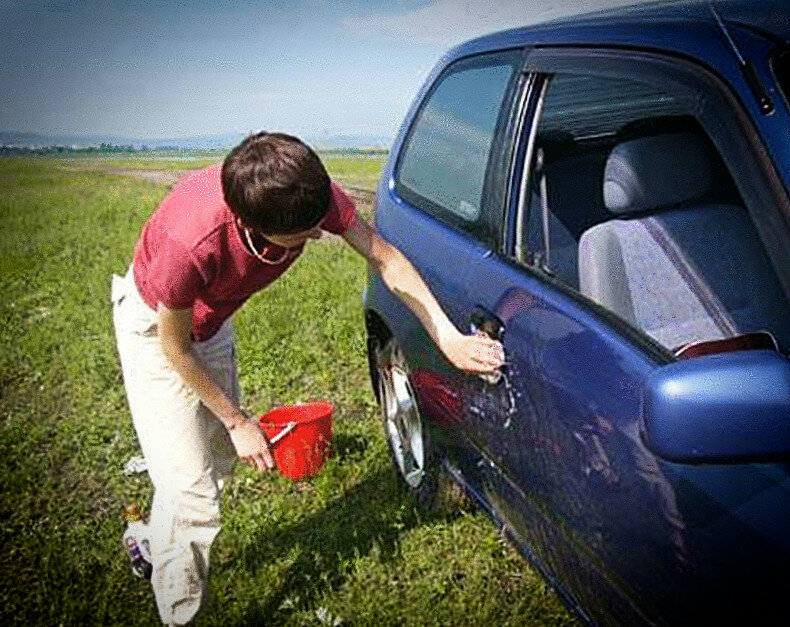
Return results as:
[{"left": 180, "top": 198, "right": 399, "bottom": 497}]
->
[{"left": 380, "top": 358, "right": 425, "bottom": 488}]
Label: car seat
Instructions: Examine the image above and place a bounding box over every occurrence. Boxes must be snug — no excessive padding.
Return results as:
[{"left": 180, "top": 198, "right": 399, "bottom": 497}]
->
[{"left": 577, "top": 132, "right": 790, "bottom": 350}]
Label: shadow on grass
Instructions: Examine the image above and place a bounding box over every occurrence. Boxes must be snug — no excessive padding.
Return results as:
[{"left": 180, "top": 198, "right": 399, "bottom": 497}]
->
[
  {"left": 234, "top": 465, "right": 453, "bottom": 625},
  {"left": 331, "top": 432, "right": 370, "bottom": 459}
]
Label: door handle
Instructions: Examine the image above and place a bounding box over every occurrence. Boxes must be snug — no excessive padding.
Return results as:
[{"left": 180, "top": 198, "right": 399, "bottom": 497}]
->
[
  {"left": 469, "top": 305, "right": 505, "bottom": 342},
  {"left": 469, "top": 305, "right": 506, "bottom": 384}
]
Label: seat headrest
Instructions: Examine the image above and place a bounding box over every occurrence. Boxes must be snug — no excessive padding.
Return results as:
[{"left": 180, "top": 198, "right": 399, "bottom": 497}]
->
[{"left": 603, "top": 132, "right": 714, "bottom": 215}]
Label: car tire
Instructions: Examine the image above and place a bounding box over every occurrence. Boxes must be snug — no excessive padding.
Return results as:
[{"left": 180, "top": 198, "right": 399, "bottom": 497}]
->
[{"left": 374, "top": 337, "right": 440, "bottom": 507}]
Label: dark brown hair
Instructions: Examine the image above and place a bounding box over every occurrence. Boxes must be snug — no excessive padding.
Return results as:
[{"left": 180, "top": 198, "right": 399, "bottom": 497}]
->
[{"left": 221, "top": 132, "right": 330, "bottom": 234}]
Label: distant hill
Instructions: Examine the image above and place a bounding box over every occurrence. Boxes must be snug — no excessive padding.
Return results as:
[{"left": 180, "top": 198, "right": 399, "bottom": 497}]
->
[
  {"left": 0, "top": 130, "right": 393, "bottom": 151},
  {"left": 0, "top": 130, "right": 247, "bottom": 150}
]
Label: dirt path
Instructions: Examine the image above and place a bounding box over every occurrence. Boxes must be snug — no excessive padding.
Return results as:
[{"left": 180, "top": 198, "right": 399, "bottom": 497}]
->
[
  {"left": 334, "top": 184, "right": 377, "bottom": 214},
  {"left": 107, "top": 169, "right": 191, "bottom": 187}
]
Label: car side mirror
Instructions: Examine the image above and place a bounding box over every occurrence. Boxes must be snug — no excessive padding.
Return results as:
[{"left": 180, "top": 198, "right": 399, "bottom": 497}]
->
[{"left": 641, "top": 350, "right": 790, "bottom": 463}]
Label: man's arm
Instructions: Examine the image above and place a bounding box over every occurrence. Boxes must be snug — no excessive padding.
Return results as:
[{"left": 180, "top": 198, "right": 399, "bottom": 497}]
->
[
  {"left": 157, "top": 304, "right": 275, "bottom": 471},
  {"left": 341, "top": 213, "right": 504, "bottom": 374}
]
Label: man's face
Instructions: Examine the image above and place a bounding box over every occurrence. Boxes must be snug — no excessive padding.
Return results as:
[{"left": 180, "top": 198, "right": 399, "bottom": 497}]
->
[
  {"left": 238, "top": 215, "right": 327, "bottom": 249},
  {"left": 263, "top": 224, "right": 323, "bottom": 249}
]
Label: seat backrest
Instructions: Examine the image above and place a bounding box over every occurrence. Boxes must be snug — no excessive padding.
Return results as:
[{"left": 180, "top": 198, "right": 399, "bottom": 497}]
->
[{"left": 578, "top": 132, "right": 790, "bottom": 350}]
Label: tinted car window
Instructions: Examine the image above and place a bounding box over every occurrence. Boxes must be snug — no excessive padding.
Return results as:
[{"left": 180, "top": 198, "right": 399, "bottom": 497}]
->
[
  {"left": 396, "top": 52, "right": 521, "bottom": 232},
  {"left": 538, "top": 73, "right": 692, "bottom": 139},
  {"left": 772, "top": 46, "right": 790, "bottom": 107}
]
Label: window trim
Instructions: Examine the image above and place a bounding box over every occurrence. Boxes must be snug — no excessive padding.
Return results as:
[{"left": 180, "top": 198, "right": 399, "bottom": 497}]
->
[
  {"left": 511, "top": 74, "right": 548, "bottom": 263},
  {"left": 393, "top": 48, "right": 526, "bottom": 247}
]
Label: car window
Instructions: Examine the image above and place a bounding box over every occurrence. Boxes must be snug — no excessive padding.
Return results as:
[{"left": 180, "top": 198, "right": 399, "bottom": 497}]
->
[
  {"left": 396, "top": 52, "right": 521, "bottom": 236},
  {"left": 520, "top": 70, "right": 790, "bottom": 354},
  {"left": 538, "top": 74, "right": 692, "bottom": 139},
  {"left": 772, "top": 46, "right": 790, "bottom": 108}
]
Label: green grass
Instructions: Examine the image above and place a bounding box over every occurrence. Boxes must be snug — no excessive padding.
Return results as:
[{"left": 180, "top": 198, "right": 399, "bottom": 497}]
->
[
  {"left": 320, "top": 153, "right": 386, "bottom": 190},
  {"left": 0, "top": 153, "right": 573, "bottom": 626}
]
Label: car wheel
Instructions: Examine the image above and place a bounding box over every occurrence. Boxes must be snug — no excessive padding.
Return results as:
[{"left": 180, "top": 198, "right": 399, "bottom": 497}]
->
[{"left": 375, "top": 337, "right": 439, "bottom": 505}]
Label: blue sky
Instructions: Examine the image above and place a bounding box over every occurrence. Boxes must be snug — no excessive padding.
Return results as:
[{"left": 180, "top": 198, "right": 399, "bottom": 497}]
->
[{"left": 0, "top": 0, "right": 647, "bottom": 142}]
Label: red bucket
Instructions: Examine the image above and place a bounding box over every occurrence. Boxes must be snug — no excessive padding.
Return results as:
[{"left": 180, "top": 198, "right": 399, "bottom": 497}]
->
[{"left": 258, "top": 401, "right": 333, "bottom": 480}]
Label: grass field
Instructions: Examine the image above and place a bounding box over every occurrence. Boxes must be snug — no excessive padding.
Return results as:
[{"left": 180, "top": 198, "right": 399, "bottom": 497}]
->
[{"left": 0, "top": 151, "right": 574, "bottom": 626}]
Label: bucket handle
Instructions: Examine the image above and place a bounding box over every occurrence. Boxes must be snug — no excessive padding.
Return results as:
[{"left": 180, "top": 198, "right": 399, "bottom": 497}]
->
[{"left": 268, "top": 421, "right": 297, "bottom": 445}]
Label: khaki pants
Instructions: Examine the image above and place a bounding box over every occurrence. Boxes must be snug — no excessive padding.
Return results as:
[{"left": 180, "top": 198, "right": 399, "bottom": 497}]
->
[{"left": 112, "top": 270, "right": 238, "bottom": 625}]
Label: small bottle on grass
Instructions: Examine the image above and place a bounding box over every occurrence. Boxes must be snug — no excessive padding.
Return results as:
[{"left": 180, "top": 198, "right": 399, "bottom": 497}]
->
[{"left": 122, "top": 503, "right": 152, "bottom": 580}]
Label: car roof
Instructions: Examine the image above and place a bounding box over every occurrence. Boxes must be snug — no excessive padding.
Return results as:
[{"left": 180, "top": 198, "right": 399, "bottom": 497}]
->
[
  {"left": 548, "top": 0, "right": 790, "bottom": 40},
  {"left": 453, "top": 0, "right": 790, "bottom": 56}
]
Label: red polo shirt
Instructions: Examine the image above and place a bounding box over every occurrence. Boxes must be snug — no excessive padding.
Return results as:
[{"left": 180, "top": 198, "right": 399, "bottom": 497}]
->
[{"left": 133, "top": 164, "right": 355, "bottom": 341}]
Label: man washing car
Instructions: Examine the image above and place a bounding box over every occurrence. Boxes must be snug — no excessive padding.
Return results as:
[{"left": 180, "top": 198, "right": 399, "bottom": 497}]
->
[{"left": 112, "top": 131, "right": 504, "bottom": 625}]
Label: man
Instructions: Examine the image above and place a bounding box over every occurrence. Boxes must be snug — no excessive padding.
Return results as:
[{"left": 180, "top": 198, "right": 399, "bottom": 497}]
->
[{"left": 112, "top": 131, "right": 504, "bottom": 625}]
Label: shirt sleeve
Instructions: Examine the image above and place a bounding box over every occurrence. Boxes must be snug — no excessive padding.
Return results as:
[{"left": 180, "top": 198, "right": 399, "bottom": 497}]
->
[
  {"left": 142, "top": 235, "right": 206, "bottom": 310},
  {"left": 321, "top": 181, "right": 357, "bottom": 235}
]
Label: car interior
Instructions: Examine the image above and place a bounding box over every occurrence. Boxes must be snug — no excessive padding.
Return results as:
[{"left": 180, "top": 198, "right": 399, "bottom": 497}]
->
[{"left": 525, "top": 108, "right": 790, "bottom": 355}]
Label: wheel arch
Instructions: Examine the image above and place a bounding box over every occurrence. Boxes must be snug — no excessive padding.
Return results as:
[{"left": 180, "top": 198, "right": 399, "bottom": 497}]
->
[{"left": 365, "top": 308, "right": 393, "bottom": 404}]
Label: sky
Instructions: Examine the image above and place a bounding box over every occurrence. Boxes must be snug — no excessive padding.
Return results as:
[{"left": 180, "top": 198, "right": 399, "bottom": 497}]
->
[{"left": 0, "top": 0, "right": 654, "bottom": 143}]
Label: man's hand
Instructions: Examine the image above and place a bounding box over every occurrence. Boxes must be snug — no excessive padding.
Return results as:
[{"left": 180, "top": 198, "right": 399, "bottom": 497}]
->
[
  {"left": 158, "top": 304, "right": 277, "bottom": 472},
  {"left": 228, "top": 417, "right": 276, "bottom": 472},
  {"left": 438, "top": 329, "right": 505, "bottom": 374}
]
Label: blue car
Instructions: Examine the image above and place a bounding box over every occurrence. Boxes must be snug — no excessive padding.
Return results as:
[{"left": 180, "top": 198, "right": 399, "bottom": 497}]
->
[{"left": 364, "top": 1, "right": 790, "bottom": 624}]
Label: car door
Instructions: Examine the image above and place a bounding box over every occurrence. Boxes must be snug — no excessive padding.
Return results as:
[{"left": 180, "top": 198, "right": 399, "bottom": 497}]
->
[{"left": 376, "top": 45, "right": 691, "bottom": 622}]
